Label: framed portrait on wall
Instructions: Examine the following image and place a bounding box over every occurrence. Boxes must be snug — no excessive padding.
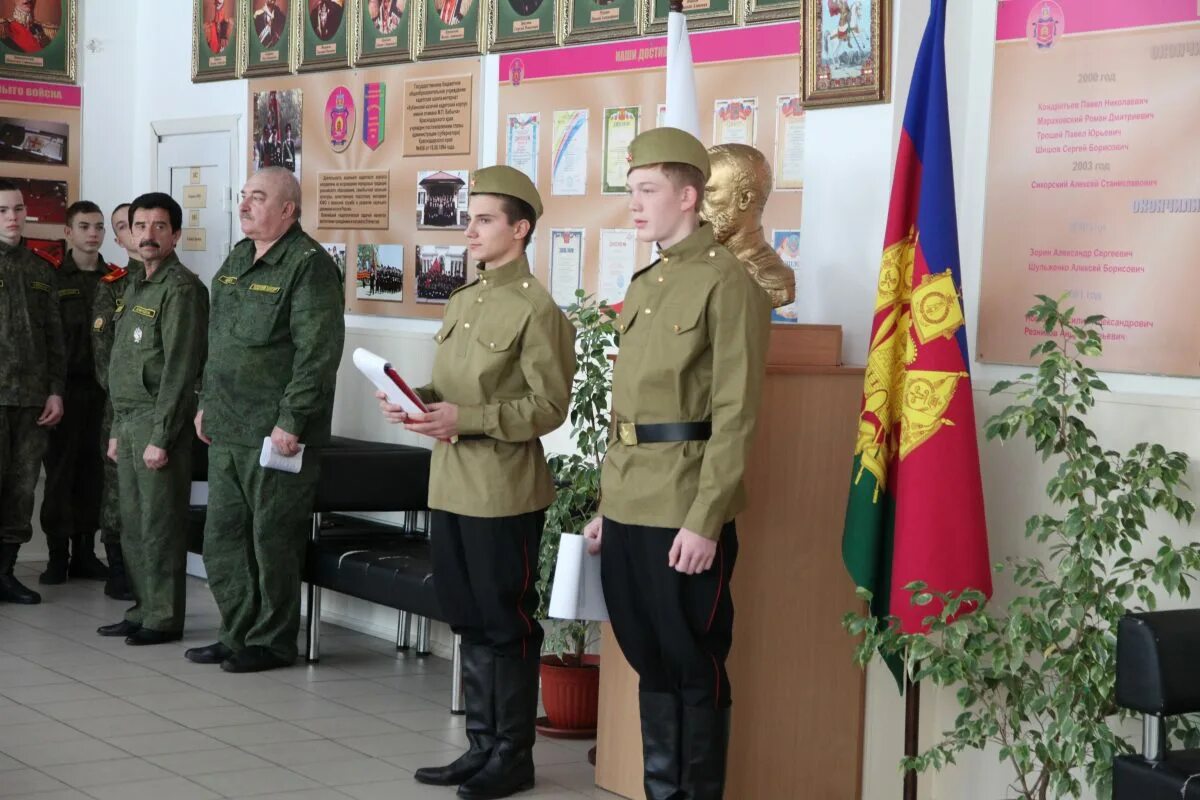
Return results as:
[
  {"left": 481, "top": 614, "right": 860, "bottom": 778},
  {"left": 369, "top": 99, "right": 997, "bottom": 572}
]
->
[
  {"left": 488, "top": 0, "right": 557, "bottom": 52},
  {"left": 645, "top": 0, "right": 734, "bottom": 34},
  {"left": 0, "top": 0, "right": 76, "bottom": 84},
  {"left": 417, "top": 0, "right": 483, "bottom": 58},
  {"left": 355, "top": 0, "right": 412, "bottom": 65},
  {"left": 802, "top": 0, "right": 890, "bottom": 107},
  {"left": 743, "top": 0, "right": 797, "bottom": 25},
  {"left": 297, "top": 0, "right": 351, "bottom": 71},
  {"left": 193, "top": 0, "right": 238, "bottom": 81},
  {"left": 563, "top": 0, "right": 639, "bottom": 44},
  {"left": 241, "top": 0, "right": 295, "bottom": 76}
]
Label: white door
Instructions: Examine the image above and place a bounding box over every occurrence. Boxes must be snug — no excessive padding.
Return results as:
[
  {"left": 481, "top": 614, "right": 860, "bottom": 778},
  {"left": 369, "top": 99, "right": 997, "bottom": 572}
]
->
[{"left": 153, "top": 123, "right": 237, "bottom": 288}]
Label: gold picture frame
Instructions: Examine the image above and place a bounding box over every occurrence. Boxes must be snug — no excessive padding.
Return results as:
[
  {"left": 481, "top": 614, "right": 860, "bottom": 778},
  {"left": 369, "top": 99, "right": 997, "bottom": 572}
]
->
[
  {"left": 562, "top": 0, "right": 641, "bottom": 44},
  {"left": 354, "top": 0, "right": 413, "bottom": 65},
  {"left": 488, "top": 0, "right": 558, "bottom": 52},
  {"left": 644, "top": 0, "right": 735, "bottom": 35},
  {"left": 193, "top": 0, "right": 238, "bottom": 82},
  {"left": 0, "top": 0, "right": 76, "bottom": 84},
  {"left": 416, "top": 0, "right": 485, "bottom": 59},
  {"left": 743, "top": 0, "right": 797, "bottom": 25},
  {"left": 802, "top": 0, "right": 890, "bottom": 108},
  {"left": 239, "top": 0, "right": 296, "bottom": 77},
  {"left": 296, "top": 0, "right": 353, "bottom": 72}
]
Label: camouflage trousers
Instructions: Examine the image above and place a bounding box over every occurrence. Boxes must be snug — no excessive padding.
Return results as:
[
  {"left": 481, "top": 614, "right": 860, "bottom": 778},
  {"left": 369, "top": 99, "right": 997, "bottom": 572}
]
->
[
  {"left": 116, "top": 412, "right": 192, "bottom": 633},
  {"left": 40, "top": 378, "right": 105, "bottom": 552},
  {"left": 0, "top": 406, "right": 48, "bottom": 546},
  {"left": 203, "top": 442, "right": 320, "bottom": 662}
]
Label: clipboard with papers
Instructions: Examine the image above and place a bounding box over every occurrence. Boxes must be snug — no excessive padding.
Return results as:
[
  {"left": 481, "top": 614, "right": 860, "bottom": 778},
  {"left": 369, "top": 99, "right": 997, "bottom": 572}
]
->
[{"left": 352, "top": 347, "right": 429, "bottom": 416}]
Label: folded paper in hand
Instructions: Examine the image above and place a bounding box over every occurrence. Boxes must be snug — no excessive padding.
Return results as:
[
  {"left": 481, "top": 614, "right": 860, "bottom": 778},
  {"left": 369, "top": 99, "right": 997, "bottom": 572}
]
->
[
  {"left": 548, "top": 533, "right": 608, "bottom": 622},
  {"left": 353, "top": 347, "right": 428, "bottom": 416},
  {"left": 259, "top": 437, "right": 305, "bottom": 474}
]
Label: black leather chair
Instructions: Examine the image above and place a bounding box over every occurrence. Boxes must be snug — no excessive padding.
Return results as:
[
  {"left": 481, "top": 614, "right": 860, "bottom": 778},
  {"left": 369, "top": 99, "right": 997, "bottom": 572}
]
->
[{"left": 1114, "top": 610, "right": 1200, "bottom": 799}]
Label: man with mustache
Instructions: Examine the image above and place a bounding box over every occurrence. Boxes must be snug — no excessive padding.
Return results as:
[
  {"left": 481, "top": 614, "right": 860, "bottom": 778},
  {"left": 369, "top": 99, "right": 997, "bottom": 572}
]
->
[
  {"left": 97, "top": 193, "right": 208, "bottom": 646},
  {"left": 190, "top": 167, "right": 344, "bottom": 673},
  {"left": 0, "top": 0, "right": 54, "bottom": 53},
  {"left": 0, "top": 178, "right": 64, "bottom": 605},
  {"left": 38, "top": 201, "right": 116, "bottom": 587},
  {"left": 254, "top": 0, "right": 286, "bottom": 48}
]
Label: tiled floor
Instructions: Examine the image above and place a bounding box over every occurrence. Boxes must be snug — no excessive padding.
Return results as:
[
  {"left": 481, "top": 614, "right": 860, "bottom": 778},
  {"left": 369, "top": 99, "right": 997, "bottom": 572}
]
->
[{"left": 0, "top": 559, "right": 616, "bottom": 800}]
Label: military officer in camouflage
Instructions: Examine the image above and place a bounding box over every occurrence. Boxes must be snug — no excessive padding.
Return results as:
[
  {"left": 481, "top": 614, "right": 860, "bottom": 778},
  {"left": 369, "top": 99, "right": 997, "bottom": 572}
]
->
[
  {"left": 97, "top": 193, "right": 208, "bottom": 645},
  {"left": 582, "top": 128, "right": 771, "bottom": 800},
  {"left": 377, "top": 166, "right": 575, "bottom": 799},
  {"left": 190, "top": 167, "right": 344, "bottom": 674},
  {"left": 91, "top": 202, "right": 142, "bottom": 600},
  {"left": 39, "top": 201, "right": 117, "bottom": 586},
  {"left": 0, "top": 178, "right": 65, "bottom": 605}
]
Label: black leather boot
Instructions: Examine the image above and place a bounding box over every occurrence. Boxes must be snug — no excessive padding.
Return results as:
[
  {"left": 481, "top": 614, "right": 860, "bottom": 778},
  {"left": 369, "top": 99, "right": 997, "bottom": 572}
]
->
[
  {"left": 456, "top": 654, "right": 538, "bottom": 799},
  {"left": 103, "top": 542, "right": 133, "bottom": 601},
  {"left": 415, "top": 643, "right": 496, "bottom": 786},
  {"left": 0, "top": 543, "right": 42, "bottom": 604},
  {"left": 680, "top": 705, "right": 731, "bottom": 800},
  {"left": 69, "top": 533, "right": 109, "bottom": 580},
  {"left": 38, "top": 544, "right": 69, "bottom": 585},
  {"left": 639, "top": 692, "right": 684, "bottom": 800}
]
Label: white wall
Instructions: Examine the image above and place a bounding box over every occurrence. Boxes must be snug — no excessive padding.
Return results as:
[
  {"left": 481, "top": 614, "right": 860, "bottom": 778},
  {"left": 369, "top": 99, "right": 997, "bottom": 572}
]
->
[{"left": 74, "top": 1, "right": 1200, "bottom": 797}]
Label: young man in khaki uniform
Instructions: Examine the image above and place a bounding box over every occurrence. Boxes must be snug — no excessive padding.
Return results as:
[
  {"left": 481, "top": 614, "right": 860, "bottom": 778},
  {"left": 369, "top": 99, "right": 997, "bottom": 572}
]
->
[
  {"left": 98, "top": 193, "right": 208, "bottom": 645},
  {"left": 378, "top": 166, "right": 575, "bottom": 799},
  {"left": 583, "top": 128, "right": 771, "bottom": 800}
]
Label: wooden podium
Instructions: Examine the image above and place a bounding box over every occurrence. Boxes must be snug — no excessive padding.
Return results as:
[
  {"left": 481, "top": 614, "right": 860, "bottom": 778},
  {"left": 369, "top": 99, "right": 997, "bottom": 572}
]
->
[{"left": 594, "top": 324, "right": 867, "bottom": 799}]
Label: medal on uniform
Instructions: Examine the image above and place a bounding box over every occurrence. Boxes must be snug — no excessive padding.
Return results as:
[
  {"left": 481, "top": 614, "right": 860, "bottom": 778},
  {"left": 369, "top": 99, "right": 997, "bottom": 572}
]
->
[{"left": 133, "top": 326, "right": 143, "bottom": 343}]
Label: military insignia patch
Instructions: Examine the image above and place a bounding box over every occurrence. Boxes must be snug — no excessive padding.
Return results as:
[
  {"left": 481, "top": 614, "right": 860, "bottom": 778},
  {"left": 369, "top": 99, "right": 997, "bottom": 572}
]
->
[
  {"left": 249, "top": 283, "right": 282, "bottom": 294},
  {"left": 218, "top": 275, "right": 238, "bottom": 285},
  {"left": 59, "top": 288, "right": 81, "bottom": 298},
  {"left": 30, "top": 281, "right": 51, "bottom": 292},
  {"left": 133, "top": 305, "right": 157, "bottom": 319},
  {"left": 93, "top": 317, "right": 105, "bottom": 332},
  {"left": 114, "top": 299, "right": 125, "bottom": 312},
  {"left": 133, "top": 326, "right": 143, "bottom": 343}
]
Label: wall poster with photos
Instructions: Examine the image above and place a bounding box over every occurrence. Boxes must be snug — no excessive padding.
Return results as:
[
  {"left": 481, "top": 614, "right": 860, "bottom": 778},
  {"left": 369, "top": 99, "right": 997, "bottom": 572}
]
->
[
  {"left": 193, "top": 0, "right": 239, "bottom": 81},
  {"left": 355, "top": 0, "right": 412, "bottom": 65},
  {"left": 0, "top": 0, "right": 76, "bottom": 84},
  {"left": 802, "top": 0, "right": 890, "bottom": 107},
  {"left": 248, "top": 57, "right": 481, "bottom": 320},
  {"left": 0, "top": 76, "right": 79, "bottom": 242},
  {"left": 241, "top": 0, "right": 295, "bottom": 76},
  {"left": 299, "top": 0, "right": 352, "bottom": 71}
]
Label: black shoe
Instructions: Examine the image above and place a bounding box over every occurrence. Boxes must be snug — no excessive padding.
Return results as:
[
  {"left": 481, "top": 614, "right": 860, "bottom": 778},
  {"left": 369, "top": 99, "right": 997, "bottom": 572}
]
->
[
  {"left": 220, "top": 645, "right": 292, "bottom": 673},
  {"left": 415, "top": 643, "right": 496, "bottom": 786},
  {"left": 0, "top": 544, "right": 42, "bottom": 604},
  {"left": 639, "top": 692, "right": 684, "bottom": 800},
  {"left": 456, "top": 654, "right": 538, "bottom": 799},
  {"left": 125, "top": 628, "right": 183, "bottom": 646},
  {"left": 103, "top": 543, "right": 133, "bottom": 601},
  {"left": 97, "top": 620, "right": 141, "bottom": 637},
  {"left": 185, "top": 642, "right": 234, "bottom": 664},
  {"left": 68, "top": 535, "right": 109, "bottom": 581},
  {"left": 680, "top": 705, "right": 730, "bottom": 800},
  {"left": 39, "top": 549, "right": 69, "bottom": 585}
]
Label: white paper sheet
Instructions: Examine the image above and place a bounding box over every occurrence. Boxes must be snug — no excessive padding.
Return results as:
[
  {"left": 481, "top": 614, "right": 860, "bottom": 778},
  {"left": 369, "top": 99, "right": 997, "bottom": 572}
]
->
[
  {"left": 548, "top": 533, "right": 609, "bottom": 622},
  {"left": 259, "top": 437, "right": 305, "bottom": 474}
]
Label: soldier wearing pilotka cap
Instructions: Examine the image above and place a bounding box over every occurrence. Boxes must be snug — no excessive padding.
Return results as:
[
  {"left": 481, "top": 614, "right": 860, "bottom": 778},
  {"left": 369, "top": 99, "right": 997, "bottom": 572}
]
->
[
  {"left": 377, "top": 165, "right": 575, "bottom": 799},
  {"left": 582, "top": 127, "right": 771, "bottom": 800}
]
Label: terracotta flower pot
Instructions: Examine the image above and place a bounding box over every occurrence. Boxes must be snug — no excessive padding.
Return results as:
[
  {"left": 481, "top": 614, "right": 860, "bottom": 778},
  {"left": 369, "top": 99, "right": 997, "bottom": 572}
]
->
[{"left": 539, "top": 654, "right": 601, "bottom": 735}]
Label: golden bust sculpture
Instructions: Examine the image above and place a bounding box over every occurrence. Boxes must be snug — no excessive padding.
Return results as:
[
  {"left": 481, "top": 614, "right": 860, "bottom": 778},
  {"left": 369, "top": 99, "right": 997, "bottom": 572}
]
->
[{"left": 702, "top": 144, "right": 796, "bottom": 309}]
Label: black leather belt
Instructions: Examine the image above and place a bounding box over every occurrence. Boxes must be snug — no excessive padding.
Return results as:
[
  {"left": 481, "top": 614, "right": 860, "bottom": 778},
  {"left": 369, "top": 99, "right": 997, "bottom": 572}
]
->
[
  {"left": 452, "top": 434, "right": 491, "bottom": 442},
  {"left": 617, "top": 421, "right": 712, "bottom": 446}
]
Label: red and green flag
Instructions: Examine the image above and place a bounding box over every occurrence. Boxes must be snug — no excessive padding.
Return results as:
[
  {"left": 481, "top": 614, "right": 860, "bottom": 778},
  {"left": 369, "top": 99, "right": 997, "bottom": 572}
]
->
[{"left": 842, "top": 0, "right": 992, "bottom": 668}]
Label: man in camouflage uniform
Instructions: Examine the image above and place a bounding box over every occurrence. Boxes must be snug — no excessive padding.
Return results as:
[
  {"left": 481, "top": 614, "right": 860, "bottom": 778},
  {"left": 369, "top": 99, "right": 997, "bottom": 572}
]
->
[
  {"left": 0, "top": 178, "right": 65, "bottom": 604},
  {"left": 91, "top": 202, "right": 141, "bottom": 600},
  {"left": 38, "top": 201, "right": 117, "bottom": 585},
  {"left": 190, "top": 167, "right": 344, "bottom": 673},
  {"left": 97, "top": 193, "right": 208, "bottom": 645}
]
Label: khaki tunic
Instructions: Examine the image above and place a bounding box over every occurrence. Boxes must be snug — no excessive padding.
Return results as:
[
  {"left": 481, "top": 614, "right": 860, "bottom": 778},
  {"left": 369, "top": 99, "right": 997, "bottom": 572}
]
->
[
  {"left": 600, "top": 224, "right": 771, "bottom": 540},
  {"left": 420, "top": 255, "right": 576, "bottom": 518}
]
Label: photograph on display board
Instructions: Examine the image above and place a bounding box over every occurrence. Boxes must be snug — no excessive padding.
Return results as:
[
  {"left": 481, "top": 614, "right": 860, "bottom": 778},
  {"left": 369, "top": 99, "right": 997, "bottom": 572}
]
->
[
  {"left": 489, "top": 0, "right": 556, "bottom": 53},
  {"left": 299, "top": 0, "right": 350, "bottom": 71},
  {"left": 774, "top": 94, "right": 804, "bottom": 190},
  {"left": 564, "top": 0, "right": 639, "bottom": 44},
  {"left": 713, "top": 97, "right": 757, "bottom": 145},
  {"left": 354, "top": 0, "right": 411, "bottom": 65},
  {"left": 253, "top": 89, "right": 302, "bottom": 178},
  {"left": 646, "top": 0, "right": 735, "bottom": 34},
  {"left": 241, "top": 0, "right": 294, "bottom": 77},
  {"left": 743, "top": 0, "right": 799, "bottom": 25},
  {"left": 415, "top": 244, "right": 468, "bottom": 303},
  {"left": 802, "top": 0, "right": 890, "bottom": 107},
  {"left": 321, "top": 241, "right": 346, "bottom": 281},
  {"left": 192, "top": 0, "right": 237, "bottom": 81},
  {"left": 2, "top": 175, "right": 66, "bottom": 223},
  {"left": 419, "top": 0, "right": 481, "bottom": 58},
  {"left": 356, "top": 243, "right": 405, "bottom": 302},
  {"left": 0, "top": 0, "right": 76, "bottom": 83},
  {"left": 769, "top": 229, "right": 800, "bottom": 322},
  {"left": 0, "top": 115, "right": 66, "bottom": 166},
  {"left": 416, "top": 170, "right": 468, "bottom": 230}
]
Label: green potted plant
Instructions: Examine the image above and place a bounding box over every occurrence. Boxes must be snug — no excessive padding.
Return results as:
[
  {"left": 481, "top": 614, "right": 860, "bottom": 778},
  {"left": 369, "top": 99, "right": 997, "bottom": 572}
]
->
[
  {"left": 844, "top": 295, "right": 1200, "bottom": 800},
  {"left": 536, "top": 291, "right": 616, "bottom": 736}
]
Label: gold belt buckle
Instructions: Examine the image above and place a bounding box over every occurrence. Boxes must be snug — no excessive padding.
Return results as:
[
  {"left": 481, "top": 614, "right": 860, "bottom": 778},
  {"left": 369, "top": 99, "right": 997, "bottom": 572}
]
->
[{"left": 618, "top": 422, "right": 638, "bottom": 446}]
